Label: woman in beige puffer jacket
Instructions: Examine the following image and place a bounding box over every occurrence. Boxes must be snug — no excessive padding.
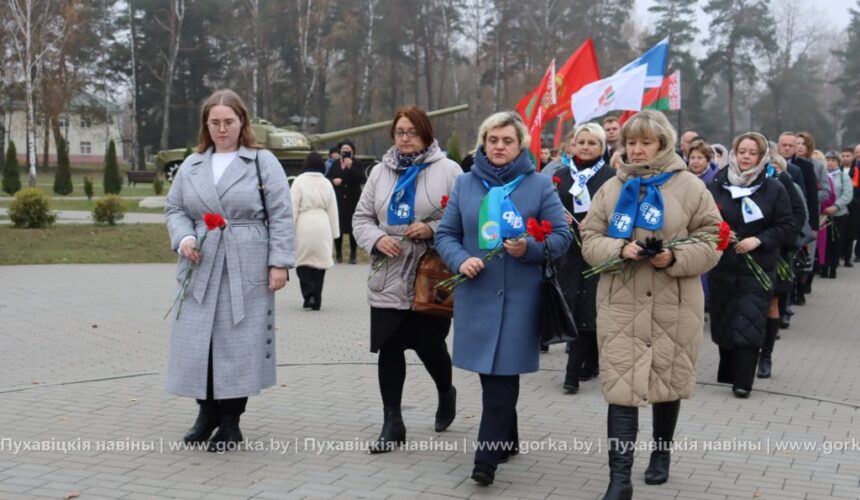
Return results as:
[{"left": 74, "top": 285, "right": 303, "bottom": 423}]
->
[{"left": 581, "top": 111, "right": 722, "bottom": 500}]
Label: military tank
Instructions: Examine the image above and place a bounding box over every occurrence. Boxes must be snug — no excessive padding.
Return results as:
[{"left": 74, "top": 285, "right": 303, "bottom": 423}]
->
[{"left": 155, "top": 104, "right": 469, "bottom": 181}]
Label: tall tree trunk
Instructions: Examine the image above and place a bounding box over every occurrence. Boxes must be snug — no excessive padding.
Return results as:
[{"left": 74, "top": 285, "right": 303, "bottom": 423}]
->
[
  {"left": 159, "top": 0, "right": 186, "bottom": 151},
  {"left": 420, "top": 5, "right": 434, "bottom": 111},
  {"left": 129, "top": 0, "right": 142, "bottom": 170},
  {"left": 246, "top": 0, "right": 259, "bottom": 117},
  {"left": 298, "top": 0, "right": 324, "bottom": 130},
  {"left": 727, "top": 46, "right": 736, "bottom": 141},
  {"left": 356, "top": 0, "right": 376, "bottom": 120},
  {"left": 42, "top": 106, "right": 49, "bottom": 169},
  {"left": 492, "top": 28, "right": 500, "bottom": 112},
  {"left": 413, "top": 40, "right": 421, "bottom": 105}
]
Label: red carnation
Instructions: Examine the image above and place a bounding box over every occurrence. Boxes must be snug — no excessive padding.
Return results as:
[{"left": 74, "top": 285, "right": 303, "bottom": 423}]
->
[
  {"left": 717, "top": 221, "right": 731, "bottom": 251},
  {"left": 440, "top": 195, "right": 449, "bottom": 209},
  {"left": 203, "top": 213, "right": 226, "bottom": 230},
  {"left": 527, "top": 217, "right": 552, "bottom": 243},
  {"left": 552, "top": 176, "right": 561, "bottom": 186},
  {"left": 541, "top": 220, "right": 552, "bottom": 235}
]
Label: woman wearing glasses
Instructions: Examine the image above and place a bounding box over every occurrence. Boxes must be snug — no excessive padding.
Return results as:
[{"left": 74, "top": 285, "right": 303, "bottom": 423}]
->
[
  {"left": 165, "top": 89, "right": 295, "bottom": 452},
  {"left": 353, "top": 106, "right": 463, "bottom": 453}
]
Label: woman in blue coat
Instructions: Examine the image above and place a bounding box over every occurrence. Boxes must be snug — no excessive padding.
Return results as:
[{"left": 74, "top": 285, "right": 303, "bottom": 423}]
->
[{"left": 435, "top": 111, "right": 571, "bottom": 486}]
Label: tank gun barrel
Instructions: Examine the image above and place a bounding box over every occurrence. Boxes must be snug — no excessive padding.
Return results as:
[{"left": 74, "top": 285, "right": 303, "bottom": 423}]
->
[{"left": 307, "top": 104, "right": 469, "bottom": 147}]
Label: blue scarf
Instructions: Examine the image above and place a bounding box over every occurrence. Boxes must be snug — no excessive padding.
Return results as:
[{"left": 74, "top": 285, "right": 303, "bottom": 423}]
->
[
  {"left": 395, "top": 146, "right": 430, "bottom": 169},
  {"left": 472, "top": 148, "right": 535, "bottom": 249},
  {"left": 388, "top": 163, "right": 430, "bottom": 225},
  {"left": 608, "top": 172, "right": 676, "bottom": 238}
]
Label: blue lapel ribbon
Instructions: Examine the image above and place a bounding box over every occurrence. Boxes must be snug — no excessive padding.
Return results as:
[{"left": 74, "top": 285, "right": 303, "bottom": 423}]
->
[
  {"left": 388, "top": 163, "right": 429, "bottom": 225},
  {"left": 608, "top": 172, "right": 676, "bottom": 238}
]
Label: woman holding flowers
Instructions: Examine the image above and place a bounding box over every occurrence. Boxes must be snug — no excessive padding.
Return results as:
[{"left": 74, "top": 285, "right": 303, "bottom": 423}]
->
[
  {"left": 165, "top": 89, "right": 295, "bottom": 452},
  {"left": 707, "top": 132, "right": 795, "bottom": 398},
  {"left": 435, "top": 111, "right": 571, "bottom": 486},
  {"left": 581, "top": 110, "right": 722, "bottom": 500},
  {"left": 542, "top": 123, "right": 615, "bottom": 394},
  {"left": 352, "top": 106, "right": 462, "bottom": 454}
]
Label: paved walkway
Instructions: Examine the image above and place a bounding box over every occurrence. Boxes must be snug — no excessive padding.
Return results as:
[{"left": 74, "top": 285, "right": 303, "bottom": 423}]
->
[{"left": 0, "top": 263, "right": 858, "bottom": 499}]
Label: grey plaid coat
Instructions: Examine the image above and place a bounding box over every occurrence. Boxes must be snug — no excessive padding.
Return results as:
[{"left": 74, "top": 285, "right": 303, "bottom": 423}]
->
[{"left": 164, "top": 146, "right": 295, "bottom": 399}]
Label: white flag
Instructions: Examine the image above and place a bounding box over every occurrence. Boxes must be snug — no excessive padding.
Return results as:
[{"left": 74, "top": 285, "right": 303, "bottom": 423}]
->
[{"left": 571, "top": 65, "right": 647, "bottom": 124}]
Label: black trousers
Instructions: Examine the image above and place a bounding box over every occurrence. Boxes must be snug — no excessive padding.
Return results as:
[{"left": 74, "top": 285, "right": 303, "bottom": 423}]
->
[
  {"left": 564, "top": 330, "right": 598, "bottom": 384},
  {"left": 334, "top": 233, "right": 357, "bottom": 260},
  {"left": 296, "top": 266, "right": 326, "bottom": 309},
  {"left": 843, "top": 204, "right": 859, "bottom": 260},
  {"left": 373, "top": 308, "right": 452, "bottom": 408},
  {"left": 826, "top": 215, "right": 849, "bottom": 269},
  {"left": 717, "top": 347, "right": 758, "bottom": 391},
  {"left": 197, "top": 341, "right": 247, "bottom": 417},
  {"left": 475, "top": 374, "right": 519, "bottom": 468}
]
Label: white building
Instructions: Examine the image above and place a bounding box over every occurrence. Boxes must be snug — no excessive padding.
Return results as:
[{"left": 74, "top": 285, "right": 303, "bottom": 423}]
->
[{"left": 2, "top": 92, "right": 125, "bottom": 166}]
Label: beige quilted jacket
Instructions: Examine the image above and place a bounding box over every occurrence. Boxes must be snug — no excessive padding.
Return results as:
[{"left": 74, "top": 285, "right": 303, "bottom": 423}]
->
[{"left": 581, "top": 148, "right": 722, "bottom": 407}]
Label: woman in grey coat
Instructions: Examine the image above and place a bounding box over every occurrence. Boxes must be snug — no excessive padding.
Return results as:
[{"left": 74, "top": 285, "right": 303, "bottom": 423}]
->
[
  {"left": 352, "top": 106, "right": 462, "bottom": 454},
  {"left": 165, "top": 89, "right": 295, "bottom": 452},
  {"left": 435, "top": 111, "right": 571, "bottom": 486}
]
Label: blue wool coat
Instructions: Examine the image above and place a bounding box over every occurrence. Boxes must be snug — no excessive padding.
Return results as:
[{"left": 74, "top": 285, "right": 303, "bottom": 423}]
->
[{"left": 435, "top": 162, "right": 572, "bottom": 375}]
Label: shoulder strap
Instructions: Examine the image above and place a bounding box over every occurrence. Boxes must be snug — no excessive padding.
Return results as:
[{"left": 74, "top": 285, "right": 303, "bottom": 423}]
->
[{"left": 254, "top": 154, "right": 269, "bottom": 227}]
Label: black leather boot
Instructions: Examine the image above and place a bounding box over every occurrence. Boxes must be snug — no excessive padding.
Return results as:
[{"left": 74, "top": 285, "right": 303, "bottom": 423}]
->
[
  {"left": 207, "top": 412, "right": 243, "bottom": 453},
  {"left": 602, "top": 404, "right": 637, "bottom": 500},
  {"left": 183, "top": 401, "right": 220, "bottom": 443},
  {"left": 435, "top": 386, "right": 457, "bottom": 432},
  {"left": 644, "top": 400, "right": 680, "bottom": 485},
  {"left": 369, "top": 406, "right": 406, "bottom": 453},
  {"left": 757, "top": 318, "right": 780, "bottom": 379}
]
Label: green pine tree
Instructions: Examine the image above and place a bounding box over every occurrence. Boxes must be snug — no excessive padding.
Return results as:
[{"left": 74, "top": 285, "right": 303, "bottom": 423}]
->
[
  {"left": 2, "top": 141, "right": 22, "bottom": 195},
  {"left": 103, "top": 139, "right": 122, "bottom": 195},
  {"left": 645, "top": 0, "right": 704, "bottom": 134},
  {"left": 446, "top": 135, "right": 462, "bottom": 164},
  {"left": 53, "top": 136, "right": 73, "bottom": 195},
  {"left": 702, "top": 0, "right": 777, "bottom": 140}
]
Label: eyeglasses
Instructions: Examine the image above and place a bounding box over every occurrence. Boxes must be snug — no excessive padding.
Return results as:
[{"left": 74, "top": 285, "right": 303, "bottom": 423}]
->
[
  {"left": 207, "top": 120, "right": 239, "bottom": 131},
  {"left": 394, "top": 130, "right": 419, "bottom": 138}
]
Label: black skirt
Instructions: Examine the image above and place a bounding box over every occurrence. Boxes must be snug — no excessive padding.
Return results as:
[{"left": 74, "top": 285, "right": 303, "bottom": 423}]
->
[{"left": 370, "top": 307, "right": 451, "bottom": 353}]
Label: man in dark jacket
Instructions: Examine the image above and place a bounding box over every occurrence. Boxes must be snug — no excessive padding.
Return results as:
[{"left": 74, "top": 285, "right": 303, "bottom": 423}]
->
[
  {"left": 326, "top": 139, "right": 365, "bottom": 264},
  {"left": 778, "top": 132, "right": 821, "bottom": 304},
  {"left": 846, "top": 146, "right": 860, "bottom": 264}
]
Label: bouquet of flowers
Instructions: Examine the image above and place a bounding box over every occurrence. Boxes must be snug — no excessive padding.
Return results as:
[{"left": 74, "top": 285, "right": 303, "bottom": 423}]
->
[
  {"left": 435, "top": 217, "right": 552, "bottom": 292},
  {"left": 776, "top": 257, "right": 795, "bottom": 282},
  {"left": 368, "top": 195, "right": 449, "bottom": 280},
  {"left": 165, "top": 213, "right": 226, "bottom": 319},
  {"left": 582, "top": 221, "right": 770, "bottom": 290}
]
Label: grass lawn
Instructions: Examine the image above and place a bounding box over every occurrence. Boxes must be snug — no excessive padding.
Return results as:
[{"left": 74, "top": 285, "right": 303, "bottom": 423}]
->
[
  {"left": 12, "top": 168, "right": 166, "bottom": 198},
  {"left": 0, "top": 224, "right": 175, "bottom": 265},
  {"left": 0, "top": 198, "right": 164, "bottom": 213},
  {"left": 0, "top": 224, "right": 371, "bottom": 266}
]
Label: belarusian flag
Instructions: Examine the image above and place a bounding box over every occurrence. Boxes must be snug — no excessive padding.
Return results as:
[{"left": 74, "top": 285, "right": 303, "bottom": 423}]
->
[{"left": 619, "top": 70, "right": 681, "bottom": 124}]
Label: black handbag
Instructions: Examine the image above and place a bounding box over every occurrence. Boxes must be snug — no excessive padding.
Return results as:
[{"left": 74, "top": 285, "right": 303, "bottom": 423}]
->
[{"left": 540, "top": 241, "right": 579, "bottom": 346}]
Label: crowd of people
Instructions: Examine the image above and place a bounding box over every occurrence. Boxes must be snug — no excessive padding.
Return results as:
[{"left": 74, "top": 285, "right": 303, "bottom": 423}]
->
[{"left": 164, "top": 88, "right": 858, "bottom": 500}]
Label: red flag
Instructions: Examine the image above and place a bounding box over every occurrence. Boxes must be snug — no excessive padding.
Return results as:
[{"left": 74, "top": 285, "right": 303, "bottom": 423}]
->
[
  {"left": 545, "top": 38, "right": 600, "bottom": 122},
  {"left": 526, "top": 60, "right": 556, "bottom": 168},
  {"left": 553, "top": 112, "right": 568, "bottom": 149},
  {"left": 517, "top": 38, "right": 600, "bottom": 125}
]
